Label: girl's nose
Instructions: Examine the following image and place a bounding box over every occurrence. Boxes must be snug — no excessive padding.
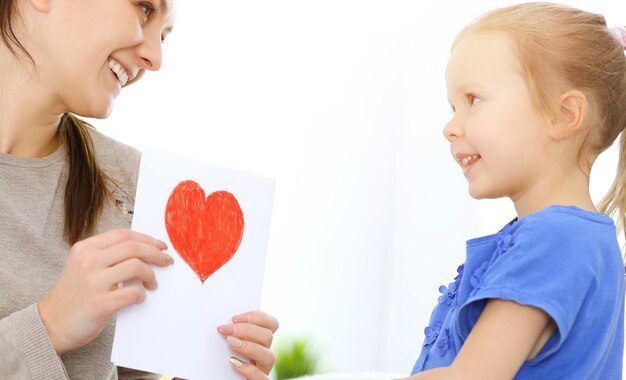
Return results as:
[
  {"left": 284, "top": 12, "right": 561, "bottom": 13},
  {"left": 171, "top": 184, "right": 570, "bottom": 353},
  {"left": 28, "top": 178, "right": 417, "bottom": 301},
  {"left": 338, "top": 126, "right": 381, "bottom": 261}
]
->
[{"left": 443, "top": 116, "right": 464, "bottom": 142}]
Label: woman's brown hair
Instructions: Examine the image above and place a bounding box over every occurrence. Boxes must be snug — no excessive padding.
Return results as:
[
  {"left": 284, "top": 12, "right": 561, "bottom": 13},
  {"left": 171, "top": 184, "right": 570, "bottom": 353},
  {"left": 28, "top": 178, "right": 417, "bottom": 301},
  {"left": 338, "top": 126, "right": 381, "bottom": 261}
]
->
[{"left": 2, "top": 0, "right": 110, "bottom": 244}]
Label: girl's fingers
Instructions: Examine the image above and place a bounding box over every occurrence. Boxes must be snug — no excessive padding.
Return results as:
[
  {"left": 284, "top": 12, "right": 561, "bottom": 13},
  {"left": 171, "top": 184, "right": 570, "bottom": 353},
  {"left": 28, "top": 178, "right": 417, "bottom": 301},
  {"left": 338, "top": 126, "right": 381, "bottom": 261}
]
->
[
  {"left": 226, "top": 337, "right": 275, "bottom": 375},
  {"left": 229, "top": 356, "right": 270, "bottom": 380},
  {"left": 232, "top": 310, "right": 279, "bottom": 333}
]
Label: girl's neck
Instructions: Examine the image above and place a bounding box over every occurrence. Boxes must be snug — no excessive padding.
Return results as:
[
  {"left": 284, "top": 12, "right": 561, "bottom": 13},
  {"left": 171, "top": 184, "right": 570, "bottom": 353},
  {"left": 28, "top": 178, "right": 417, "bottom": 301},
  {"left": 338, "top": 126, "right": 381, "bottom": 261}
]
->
[{"left": 512, "top": 167, "right": 596, "bottom": 218}]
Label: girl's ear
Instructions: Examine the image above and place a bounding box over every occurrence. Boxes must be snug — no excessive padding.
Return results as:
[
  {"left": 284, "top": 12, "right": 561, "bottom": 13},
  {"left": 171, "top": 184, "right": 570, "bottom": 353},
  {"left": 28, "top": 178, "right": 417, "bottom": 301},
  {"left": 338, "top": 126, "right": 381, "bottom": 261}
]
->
[
  {"left": 548, "top": 90, "right": 587, "bottom": 140},
  {"left": 28, "top": 0, "right": 51, "bottom": 13}
]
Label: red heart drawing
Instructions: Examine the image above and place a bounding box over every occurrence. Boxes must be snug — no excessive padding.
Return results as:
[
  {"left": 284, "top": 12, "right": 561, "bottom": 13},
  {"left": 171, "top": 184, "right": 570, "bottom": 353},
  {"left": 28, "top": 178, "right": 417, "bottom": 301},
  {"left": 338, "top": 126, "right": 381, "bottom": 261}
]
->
[{"left": 164, "top": 180, "right": 244, "bottom": 283}]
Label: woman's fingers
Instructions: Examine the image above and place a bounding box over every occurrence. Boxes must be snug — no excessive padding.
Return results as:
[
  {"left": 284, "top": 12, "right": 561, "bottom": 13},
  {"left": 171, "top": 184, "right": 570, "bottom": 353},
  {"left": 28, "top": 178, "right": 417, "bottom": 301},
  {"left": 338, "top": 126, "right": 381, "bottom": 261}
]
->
[
  {"left": 69, "top": 229, "right": 170, "bottom": 270},
  {"left": 100, "top": 240, "right": 173, "bottom": 268},
  {"left": 219, "top": 310, "right": 279, "bottom": 377},
  {"left": 233, "top": 311, "right": 279, "bottom": 333},
  {"left": 226, "top": 337, "right": 276, "bottom": 374},
  {"left": 100, "top": 258, "right": 158, "bottom": 290},
  {"left": 219, "top": 322, "right": 274, "bottom": 348},
  {"left": 104, "top": 285, "right": 147, "bottom": 315},
  {"left": 229, "top": 356, "right": 270, "bottom": 380},
  {"left": 78, "top": 228, "right": 167, "bottom": 252}
]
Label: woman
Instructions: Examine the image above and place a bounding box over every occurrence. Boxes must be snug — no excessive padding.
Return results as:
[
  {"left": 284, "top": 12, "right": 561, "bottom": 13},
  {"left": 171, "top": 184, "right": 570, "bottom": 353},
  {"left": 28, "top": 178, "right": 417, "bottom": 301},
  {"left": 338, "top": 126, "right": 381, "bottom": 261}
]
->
[{"left": 0, "top": 0, "right": 278, "bottom": 379}]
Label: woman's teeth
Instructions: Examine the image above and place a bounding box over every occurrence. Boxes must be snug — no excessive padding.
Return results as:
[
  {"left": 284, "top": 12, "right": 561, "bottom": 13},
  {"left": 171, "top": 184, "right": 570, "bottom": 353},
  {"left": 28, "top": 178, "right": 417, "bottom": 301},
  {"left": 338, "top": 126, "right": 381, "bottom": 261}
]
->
[
  {"left": 461, "top": 155, "right": 480, "bottom": 166},
  {"left": 108, "top": 59, "right": 129, "bottom": 86}
]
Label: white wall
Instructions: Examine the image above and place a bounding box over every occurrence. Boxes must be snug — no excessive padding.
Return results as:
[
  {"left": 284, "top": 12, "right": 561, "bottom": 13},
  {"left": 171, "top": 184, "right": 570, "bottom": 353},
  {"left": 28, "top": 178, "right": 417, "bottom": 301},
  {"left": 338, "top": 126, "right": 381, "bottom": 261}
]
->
[{"left": 94, "top": 0, "right": 626, "bottom": 374}]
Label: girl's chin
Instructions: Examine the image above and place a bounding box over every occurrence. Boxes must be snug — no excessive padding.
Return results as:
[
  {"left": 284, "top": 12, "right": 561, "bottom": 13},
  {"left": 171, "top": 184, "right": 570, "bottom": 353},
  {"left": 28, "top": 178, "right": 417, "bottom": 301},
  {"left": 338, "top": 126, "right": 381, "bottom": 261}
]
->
[{"left": 467, "top": 184, "right": 500, "bottom": 200}]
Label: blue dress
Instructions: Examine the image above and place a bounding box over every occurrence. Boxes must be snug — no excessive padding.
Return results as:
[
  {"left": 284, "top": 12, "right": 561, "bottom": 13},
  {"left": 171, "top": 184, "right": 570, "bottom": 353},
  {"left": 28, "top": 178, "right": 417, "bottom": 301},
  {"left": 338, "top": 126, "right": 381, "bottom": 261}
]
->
[{"left": 411, "top": 206, "right": 624, "bottom": 379}]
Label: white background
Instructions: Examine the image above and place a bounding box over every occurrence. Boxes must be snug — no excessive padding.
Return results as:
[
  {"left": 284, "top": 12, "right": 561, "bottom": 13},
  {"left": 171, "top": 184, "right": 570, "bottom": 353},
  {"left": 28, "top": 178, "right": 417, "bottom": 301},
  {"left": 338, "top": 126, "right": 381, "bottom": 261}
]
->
[{"left": 93, "top": 0, "right": 626, "bottom": 374}]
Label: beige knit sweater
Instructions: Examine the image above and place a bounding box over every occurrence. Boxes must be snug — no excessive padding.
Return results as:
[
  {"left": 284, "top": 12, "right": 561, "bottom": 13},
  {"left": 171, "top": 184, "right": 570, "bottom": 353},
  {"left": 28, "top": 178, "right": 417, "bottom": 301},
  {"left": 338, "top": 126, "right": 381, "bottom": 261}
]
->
[{"left": 0, "top": 129, "right": 157, "bottom": 379}]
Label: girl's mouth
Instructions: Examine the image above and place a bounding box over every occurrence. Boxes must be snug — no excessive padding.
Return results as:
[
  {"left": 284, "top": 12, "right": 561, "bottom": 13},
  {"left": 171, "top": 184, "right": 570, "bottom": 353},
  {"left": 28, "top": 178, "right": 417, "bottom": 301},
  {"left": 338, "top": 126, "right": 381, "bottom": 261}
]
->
[{"left": 460, "top": 155, "right": 481, "bottom": 167}]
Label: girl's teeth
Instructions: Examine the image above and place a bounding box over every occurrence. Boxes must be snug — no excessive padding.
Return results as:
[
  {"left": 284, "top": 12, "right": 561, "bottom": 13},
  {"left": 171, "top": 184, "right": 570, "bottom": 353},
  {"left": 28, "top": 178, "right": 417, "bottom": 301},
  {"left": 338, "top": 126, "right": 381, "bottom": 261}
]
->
[{"left": 461, "top": 155, "right": 480, "bottom": 166}]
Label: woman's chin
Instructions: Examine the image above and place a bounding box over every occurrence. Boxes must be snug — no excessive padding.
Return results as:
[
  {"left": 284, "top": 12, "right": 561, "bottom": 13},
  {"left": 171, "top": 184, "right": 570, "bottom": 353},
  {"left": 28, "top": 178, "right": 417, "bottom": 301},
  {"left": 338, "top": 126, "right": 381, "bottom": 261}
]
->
[{"left": 71, "top": 100, "right": 114, "bottom": 119}]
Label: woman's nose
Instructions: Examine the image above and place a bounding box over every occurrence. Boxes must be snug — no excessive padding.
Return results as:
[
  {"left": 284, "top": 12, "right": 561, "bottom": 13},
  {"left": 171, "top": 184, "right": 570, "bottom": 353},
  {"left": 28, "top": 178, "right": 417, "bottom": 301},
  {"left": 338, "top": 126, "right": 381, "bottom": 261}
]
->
[{"left": 136, "top": 31, "right": 163, "bottom": 71}]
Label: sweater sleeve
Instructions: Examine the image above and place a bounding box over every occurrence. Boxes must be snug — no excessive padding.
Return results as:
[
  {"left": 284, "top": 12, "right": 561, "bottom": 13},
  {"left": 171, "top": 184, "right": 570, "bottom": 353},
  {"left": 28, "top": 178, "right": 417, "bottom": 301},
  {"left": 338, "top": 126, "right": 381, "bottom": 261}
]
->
[
  {"left": 117, "top": 366, "right": 161, "bottom": 379},
  {"left": 0, "top": 304, "right": 68, "bottom": 379}
]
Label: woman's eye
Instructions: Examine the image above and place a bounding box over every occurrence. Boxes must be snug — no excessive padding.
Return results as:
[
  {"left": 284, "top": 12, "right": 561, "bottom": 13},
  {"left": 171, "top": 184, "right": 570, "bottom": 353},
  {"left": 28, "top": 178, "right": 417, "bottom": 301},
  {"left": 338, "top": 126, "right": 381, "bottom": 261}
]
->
[
  {"left": 469, "top": 94, "right": 481, "bottom": 106},
  {"left": 138, "top": 2, "right": 155, "bottom": 20}
]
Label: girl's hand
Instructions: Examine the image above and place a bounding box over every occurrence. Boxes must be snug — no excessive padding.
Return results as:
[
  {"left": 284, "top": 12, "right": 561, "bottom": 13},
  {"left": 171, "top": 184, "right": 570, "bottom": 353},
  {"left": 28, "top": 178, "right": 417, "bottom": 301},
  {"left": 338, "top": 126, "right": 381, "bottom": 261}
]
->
[
  {"left": 38, "top": 229, "right": 173, "bottom": 354},
  {"left": 218, "top": 310, "right": 280, "bottom": 379}
]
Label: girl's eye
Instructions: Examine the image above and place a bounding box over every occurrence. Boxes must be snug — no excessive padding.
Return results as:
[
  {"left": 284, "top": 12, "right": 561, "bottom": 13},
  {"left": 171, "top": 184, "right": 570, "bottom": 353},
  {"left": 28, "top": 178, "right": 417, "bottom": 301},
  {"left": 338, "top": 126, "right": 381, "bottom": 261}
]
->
[{"left": 468, "top": 94, "right": 481, "bottom": 106}]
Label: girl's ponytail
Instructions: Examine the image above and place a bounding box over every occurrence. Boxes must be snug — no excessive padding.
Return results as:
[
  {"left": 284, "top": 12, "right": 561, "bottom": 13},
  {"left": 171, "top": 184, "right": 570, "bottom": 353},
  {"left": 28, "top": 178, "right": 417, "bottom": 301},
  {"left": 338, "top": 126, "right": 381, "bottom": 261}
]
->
[
  {"left": 599, "top": 27, "right": 626, "bottom": 246},
  {"left": 59, "top": 113, "right": 110, "bottom": 244},
  {"left": 599, "top": 133, "right": 626, "bottom": 244}
]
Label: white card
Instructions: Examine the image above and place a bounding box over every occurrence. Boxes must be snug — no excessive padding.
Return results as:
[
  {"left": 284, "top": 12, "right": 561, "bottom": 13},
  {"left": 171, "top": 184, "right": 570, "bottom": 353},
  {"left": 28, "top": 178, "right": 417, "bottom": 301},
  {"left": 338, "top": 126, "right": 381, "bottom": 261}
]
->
[{"left": 111, "top": 146, "right": 275, "bottom": 379}]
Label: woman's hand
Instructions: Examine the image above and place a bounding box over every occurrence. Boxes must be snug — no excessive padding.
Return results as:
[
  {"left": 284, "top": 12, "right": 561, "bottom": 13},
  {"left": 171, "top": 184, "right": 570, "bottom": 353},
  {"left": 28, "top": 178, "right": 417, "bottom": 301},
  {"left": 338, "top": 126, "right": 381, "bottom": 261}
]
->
[
  {"left": 218, "top": 310, "right": 279, "bottom": 379},
  {"left": 38, "top": 229, "right": 173, "bottom": 354}
]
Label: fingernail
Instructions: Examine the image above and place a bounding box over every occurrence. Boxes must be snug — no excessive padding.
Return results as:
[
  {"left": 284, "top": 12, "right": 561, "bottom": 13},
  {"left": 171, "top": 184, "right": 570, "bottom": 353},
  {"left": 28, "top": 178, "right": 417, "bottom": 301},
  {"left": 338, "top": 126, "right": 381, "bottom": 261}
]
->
[
  {"left": 229, "top": 356, "right": 244, "bottom": 368},
  {"left": 156, "top": 239, "right": 168, "bottom": 250},
  {"left": 227, "top": 336, "right": 243, "bottom": 348},
  {"left": 232, "top": 314, "right": 248, "bottom": 323},
  {"left": 164, "top": 254, "right": 174, "bottom": 265},
  {"left": 217, "top": 324, "right": 234, "bottom": 335}
]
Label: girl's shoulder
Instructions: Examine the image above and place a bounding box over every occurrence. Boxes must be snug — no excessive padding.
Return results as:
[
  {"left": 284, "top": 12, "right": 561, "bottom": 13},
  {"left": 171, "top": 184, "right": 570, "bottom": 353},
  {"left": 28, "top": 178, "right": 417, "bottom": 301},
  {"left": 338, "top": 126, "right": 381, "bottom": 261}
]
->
[
  {"left": 504, "top": 205, "right": 621, "bottom": 271},
  {"left": 521, "top": 205, "right": 614, "bottom": 225},
  {"left": 514, "top": 205, "right": 616, "bottom": 241}
]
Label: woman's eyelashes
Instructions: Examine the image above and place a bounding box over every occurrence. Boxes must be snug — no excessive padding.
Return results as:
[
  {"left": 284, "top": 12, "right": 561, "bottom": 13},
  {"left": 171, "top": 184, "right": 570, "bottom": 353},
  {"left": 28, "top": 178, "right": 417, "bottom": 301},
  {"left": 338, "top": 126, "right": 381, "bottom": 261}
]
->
[{"left": 137, "top": 1, "right": 157, "bottom": 22}]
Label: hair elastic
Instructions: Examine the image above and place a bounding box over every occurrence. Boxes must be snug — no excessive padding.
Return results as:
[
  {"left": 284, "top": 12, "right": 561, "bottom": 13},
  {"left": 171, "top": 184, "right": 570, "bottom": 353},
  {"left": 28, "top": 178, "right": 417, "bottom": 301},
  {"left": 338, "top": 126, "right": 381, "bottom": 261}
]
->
[{"left": 611, "top": 26, "right": 626, "bottom": 50}]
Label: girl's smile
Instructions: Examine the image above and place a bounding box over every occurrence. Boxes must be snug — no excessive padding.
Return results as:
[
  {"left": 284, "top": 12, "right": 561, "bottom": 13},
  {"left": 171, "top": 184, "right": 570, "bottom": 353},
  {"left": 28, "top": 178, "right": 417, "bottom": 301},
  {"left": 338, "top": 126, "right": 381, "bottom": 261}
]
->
[{"left": 454, "top": 152, "right": 482, "bottom": 176}]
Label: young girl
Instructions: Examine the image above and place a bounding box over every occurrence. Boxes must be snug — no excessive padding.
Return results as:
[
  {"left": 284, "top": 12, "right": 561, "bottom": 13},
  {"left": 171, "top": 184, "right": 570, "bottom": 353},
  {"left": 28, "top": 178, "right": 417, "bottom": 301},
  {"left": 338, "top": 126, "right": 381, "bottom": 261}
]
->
[
  {"left": 0, "top": 1, "right": 277, "bottom": 379},
  {"left": 403, "top": 3, "right": 625, "bottom": 379}
]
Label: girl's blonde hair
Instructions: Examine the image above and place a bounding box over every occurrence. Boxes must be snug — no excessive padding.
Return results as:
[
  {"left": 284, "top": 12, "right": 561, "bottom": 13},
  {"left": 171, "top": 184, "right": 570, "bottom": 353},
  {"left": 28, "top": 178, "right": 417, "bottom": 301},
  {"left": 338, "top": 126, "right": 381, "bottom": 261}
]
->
[{"left": 456, "top": 2, "right": 626, "bottom": 240}]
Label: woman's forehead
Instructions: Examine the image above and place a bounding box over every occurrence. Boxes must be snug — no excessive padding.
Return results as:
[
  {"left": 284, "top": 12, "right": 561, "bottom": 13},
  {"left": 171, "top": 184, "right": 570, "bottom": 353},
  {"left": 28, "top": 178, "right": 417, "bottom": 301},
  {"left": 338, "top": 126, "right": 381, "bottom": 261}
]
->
[
  {"left": 162, "top": 0, "right": 177, "bottom": 30},
  {"left": 160, "top": 0, "right": 174, "bottom": 13}
]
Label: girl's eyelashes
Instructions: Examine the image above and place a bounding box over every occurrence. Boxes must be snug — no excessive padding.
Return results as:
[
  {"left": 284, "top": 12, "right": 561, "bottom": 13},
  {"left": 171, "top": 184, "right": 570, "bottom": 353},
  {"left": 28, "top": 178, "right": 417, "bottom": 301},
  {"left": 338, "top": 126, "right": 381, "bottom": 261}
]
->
[
  {"left": 448, "top": 93, "right": 480, "bottom": 113},
  {"left": 468, "top": 94, "right": 481, "bottom": 106}
]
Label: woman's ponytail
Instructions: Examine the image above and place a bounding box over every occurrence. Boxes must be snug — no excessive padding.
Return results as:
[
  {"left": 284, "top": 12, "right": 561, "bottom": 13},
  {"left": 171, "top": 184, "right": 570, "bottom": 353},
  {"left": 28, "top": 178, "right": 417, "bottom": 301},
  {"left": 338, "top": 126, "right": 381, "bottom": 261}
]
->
[{"left": 59, "top": 113, "right": 110, "bottom": 244}]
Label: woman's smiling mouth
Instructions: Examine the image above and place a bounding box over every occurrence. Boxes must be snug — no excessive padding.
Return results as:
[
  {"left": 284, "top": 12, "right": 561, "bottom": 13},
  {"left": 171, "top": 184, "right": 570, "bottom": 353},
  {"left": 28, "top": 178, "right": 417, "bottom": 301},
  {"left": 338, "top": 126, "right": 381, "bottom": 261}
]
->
[{"left": 107, "top": 57, "right": 130, "bottom": 87}]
